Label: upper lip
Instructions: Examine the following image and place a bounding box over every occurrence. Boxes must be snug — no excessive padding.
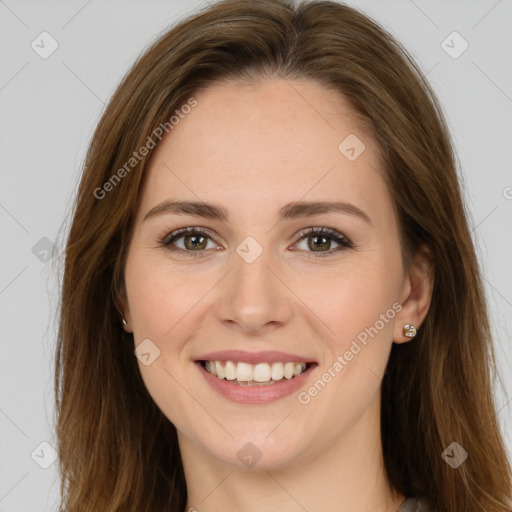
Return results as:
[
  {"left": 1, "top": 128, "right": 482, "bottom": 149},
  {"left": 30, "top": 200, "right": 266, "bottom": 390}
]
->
[{"left": 194, "top": 350, "right": 316, "bottom": 365}]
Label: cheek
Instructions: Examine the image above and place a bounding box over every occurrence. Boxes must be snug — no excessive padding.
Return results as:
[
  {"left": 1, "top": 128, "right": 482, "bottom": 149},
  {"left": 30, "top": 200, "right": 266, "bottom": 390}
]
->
[
  {"left": 302, "top": 248, "right": 402, "bottom": 402},
  {"left": 292, "top": 265, "right": 401, "bottom": 441},
  {"left": 124, "top": 252, "right": 208, "bottom": 433},
  {"left": 308, "top": 257, "right": 401, "bottom": 344},
  {"left": 125, "top": 250, "right": 205, "bottom": 341}
]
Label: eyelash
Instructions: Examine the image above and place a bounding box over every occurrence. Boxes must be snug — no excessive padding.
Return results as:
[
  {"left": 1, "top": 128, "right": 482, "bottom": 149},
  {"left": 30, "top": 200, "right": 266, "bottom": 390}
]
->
[{"left": 158, "top": 226, "right": 354, "bottom": 258}]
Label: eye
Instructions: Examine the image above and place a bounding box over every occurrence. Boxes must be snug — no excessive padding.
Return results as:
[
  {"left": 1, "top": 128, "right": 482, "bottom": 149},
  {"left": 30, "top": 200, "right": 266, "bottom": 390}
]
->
[
  {"left": 159, "top": 227, "right": 220, "bottom": 257},
  {"left": 159, "top": 226, "right": 353, "bottom": 258},
  {"left": 292, "top": 227, "right": 353, "bottom": 257}
]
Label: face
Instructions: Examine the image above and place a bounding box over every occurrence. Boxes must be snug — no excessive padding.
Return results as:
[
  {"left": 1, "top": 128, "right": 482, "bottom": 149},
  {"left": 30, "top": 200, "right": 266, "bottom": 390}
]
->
[{"left": 122, "top": 78, "right": 413, "bottom": 470}]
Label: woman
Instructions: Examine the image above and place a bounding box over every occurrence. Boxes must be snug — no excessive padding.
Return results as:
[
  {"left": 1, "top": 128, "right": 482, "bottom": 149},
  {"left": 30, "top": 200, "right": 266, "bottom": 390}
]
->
[{"left": 54, "top": 0, "right": 512, "bottom": 511}]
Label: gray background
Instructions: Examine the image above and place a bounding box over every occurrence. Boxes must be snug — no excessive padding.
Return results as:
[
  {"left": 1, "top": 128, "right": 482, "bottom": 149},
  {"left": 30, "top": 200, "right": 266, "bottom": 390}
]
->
[{"left": 0, "top": 0, "right": 511, "bottom": 510}]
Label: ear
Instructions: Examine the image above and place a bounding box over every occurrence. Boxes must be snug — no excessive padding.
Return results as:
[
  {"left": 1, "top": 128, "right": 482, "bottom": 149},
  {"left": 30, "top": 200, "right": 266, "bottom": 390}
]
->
[
  {"left": 114, "top": 280, "right": 133, "bottom": 333},
  {"left": 393, "top": 244, "right": 434, "bottom": 344}
]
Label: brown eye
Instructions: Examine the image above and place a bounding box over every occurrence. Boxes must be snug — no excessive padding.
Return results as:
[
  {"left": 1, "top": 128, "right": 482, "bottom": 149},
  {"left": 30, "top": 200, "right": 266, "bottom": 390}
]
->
[
  {"left": 160, "top": 227, "right": 218, "bottom": 256},
  {"left": 182, "top": 233, "right": 208, "bottom": 250},
  {"left": 160, "top": 226, "right": 353, "bottom": 258},
  {"left": 294, "top": 227, "right": 353, "bottom": 257}
]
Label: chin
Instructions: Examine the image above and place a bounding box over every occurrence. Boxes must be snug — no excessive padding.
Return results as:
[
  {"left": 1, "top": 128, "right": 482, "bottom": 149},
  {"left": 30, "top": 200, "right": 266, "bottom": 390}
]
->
[{"left": 198, "top": 427, "right": 308, "bottom": 471}]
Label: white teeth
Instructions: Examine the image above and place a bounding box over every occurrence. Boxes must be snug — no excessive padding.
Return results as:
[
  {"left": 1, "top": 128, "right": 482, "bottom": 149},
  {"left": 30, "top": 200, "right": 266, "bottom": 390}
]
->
[
  {"left": 224, "top": 361, "right": 237, "bottom": 380},
  {"left": 215, "top": 361, "right": 225, "bottom": 379},
  {"left": 236, "top": 362, "right": 253, "bottom": 381},
  {"left": 271, "top": 362, "right": 284, "bottom": 380},
  {"left": 253, "top": 363, "right": 271, "bottom": 382},
  {"left": 284, "top": 362, "right": 295, "bottom": 379},
  {"left": 203, "top": 360, "right": 307, "bottom": 383}
]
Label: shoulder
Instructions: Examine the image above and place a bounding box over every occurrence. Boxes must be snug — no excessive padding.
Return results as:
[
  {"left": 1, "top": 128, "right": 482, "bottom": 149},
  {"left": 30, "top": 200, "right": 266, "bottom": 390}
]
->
[{"left": 398, "top": 497, "right": 436, "bottom": 512}]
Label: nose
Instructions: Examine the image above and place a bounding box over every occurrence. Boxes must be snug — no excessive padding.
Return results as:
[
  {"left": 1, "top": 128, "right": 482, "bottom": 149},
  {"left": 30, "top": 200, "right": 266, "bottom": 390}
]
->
[{"left": 214, "top": 247, "right": 294, "bottom": 336}]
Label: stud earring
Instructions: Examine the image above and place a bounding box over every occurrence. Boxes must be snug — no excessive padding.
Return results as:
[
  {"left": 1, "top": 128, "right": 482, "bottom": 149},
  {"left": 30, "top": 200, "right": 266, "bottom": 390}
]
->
[
  {"left": 403, "top": 323, "right": 417, "bottom": 338},
  {"left": 122, "top": 318, "right": 127, "bottom": 327}
]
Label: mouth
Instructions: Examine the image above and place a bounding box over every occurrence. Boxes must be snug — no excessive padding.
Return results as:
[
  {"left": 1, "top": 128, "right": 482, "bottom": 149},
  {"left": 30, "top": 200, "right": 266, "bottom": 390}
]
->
[
  {"left": 198, "top": 360, "right": 316, "bottom": 386},
  {"left": 194, "top": 352, "right": 318, "bottom": 404}
]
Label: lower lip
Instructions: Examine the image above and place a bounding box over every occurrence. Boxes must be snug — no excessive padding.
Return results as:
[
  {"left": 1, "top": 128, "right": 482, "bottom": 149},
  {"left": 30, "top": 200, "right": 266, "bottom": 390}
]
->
[{"left": 196, "top": 362, "right": 316, "bottom": 404}]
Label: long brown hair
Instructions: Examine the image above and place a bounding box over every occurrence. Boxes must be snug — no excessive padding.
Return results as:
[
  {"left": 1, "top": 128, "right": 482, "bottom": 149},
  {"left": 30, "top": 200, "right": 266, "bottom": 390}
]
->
[{"left": 54, "top": 0, "right": 512, "bottom": 510}]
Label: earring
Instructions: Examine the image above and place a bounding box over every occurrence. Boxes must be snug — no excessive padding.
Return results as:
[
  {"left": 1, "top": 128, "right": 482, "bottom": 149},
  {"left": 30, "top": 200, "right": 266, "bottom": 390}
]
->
[
  {"left": 122, "top": 318, "right": 127, "bottom": 327},
  {"left": 403, "top": 323, "right": 417, "bottom": 338}
]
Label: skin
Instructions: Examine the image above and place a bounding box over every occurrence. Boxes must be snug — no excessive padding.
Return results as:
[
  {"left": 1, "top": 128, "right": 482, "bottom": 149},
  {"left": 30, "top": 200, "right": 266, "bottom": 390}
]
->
[{"left": 120, "top": 78, "right": 434, "bottom": 512}]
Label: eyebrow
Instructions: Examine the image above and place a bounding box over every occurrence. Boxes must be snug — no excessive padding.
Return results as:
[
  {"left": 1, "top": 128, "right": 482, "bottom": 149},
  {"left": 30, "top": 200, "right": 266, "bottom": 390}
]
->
[{"left": 143, "top": 200, "right": 372, "bottom": 226}]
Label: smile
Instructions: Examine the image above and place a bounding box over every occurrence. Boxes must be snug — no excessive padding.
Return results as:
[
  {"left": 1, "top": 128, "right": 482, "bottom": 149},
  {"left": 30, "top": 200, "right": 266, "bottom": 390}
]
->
[
  {"left": 195, "top": 351, "right": 318, "bottom": 403},
  {"left": 201, "top": 360, "right": 309, "bottom": 385}
]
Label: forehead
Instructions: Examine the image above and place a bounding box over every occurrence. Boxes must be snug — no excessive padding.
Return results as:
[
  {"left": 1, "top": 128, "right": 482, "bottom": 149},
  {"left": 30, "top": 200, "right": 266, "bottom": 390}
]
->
[{"left": 138, "top": 78, "right": 392, "bottom": 225}]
